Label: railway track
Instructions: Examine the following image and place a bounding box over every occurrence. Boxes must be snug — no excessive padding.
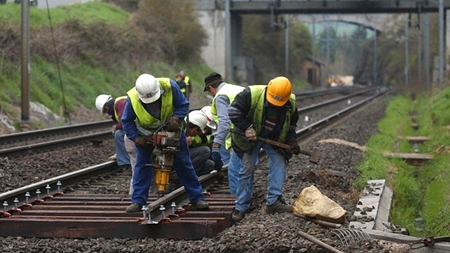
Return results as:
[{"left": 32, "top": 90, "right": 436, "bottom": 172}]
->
[{"left": 0, "top": 86, "right": 388, "bottom": 240}]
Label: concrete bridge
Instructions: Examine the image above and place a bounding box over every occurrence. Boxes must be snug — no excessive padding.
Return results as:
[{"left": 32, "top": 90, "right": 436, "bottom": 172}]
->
[
  {"left": 296, "top": 14, "right": 389, "bottom": 33},
  {"left": 194, "top": 0, "right": 450, "bottom": 84}
]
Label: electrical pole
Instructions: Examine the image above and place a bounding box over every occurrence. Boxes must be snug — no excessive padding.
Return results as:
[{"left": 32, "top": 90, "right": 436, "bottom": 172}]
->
[
  {"left": 312, "top": 15, "right": 316, "bottom": 87},
  {"left": 425, "top": 13, "right": 430, "bottom": 89},
  {"left": 439, "top": 0, "right": 444, "bottom": 84},
  {"left": 285, "top": 14, "right": 289, "bottom": 77},
  {"left": 373, "top": 28, "right": 377, "bottom": 86},
  {"left": 405, "top": 20, "right": 409, "bottom": 88},
  {"left": 20, "top": 0, "right": 31, "bottom": 131}
]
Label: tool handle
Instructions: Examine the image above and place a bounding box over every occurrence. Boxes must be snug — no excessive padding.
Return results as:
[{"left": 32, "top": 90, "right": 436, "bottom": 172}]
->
[
  {"left": 260, "top": 137, "right": 311, "bottom": 156},
  {"left": 233, "top": 129, "right": 313, "bottom": 157},
  {"left": 259, "top": 137, "right": 291, "bottom": 149}
]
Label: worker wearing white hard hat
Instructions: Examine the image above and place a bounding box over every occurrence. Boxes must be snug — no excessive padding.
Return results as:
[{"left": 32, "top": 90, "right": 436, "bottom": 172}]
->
[
  {"left": 200, "top": 105, "right": 217, "bottom": 131},
  {"left": 94, "top": 94, "right": 131, "bottom": 171},
  {"left": 121, "top": 73, "right": 209, "bottom": 213},
  {"left": 185, "top": 110, "right": 220, "bottom": 177}
]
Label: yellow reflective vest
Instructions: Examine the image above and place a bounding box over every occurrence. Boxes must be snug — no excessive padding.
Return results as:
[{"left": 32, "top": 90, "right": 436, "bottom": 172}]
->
[
  {"left": 211, "top": 83, "right": 245, "bottom": 149},
  {"left": 127, "top": 78, "right": 173, "bottom": 129}
]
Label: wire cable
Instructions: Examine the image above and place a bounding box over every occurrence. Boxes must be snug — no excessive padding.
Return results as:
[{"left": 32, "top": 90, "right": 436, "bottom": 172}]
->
[{"left": 44, "top": 0, "right": 71, "bottom": 124}]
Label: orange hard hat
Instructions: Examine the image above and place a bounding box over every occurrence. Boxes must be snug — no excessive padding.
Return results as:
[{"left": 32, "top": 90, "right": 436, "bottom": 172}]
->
[{"left": 266, "top": 76, "right": 292, "bottom": 106}]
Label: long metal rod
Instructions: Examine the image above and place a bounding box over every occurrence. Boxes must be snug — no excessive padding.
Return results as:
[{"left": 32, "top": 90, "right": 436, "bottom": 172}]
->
[
  {"left": 285, "top": 14, "right": 289, "bottom": 77},
  {"left": 20, "top": 0, "right": 30, "bottom": 127},
  {"left": 425, "top": 13, "right": 430, "bottom": 89},
  {"left": 373, "top": 28, "right": 377, "bottom": 85},
  {"left": 418, "top": 4, "right": 422, "bottom": 86},
  {"left": 438, "top": 0, "right": 444, "bottom": 84},
  {"left": 298, "top": 230, "right": 345, "bottom": 253},
  {"left": 312, "top": 15, "right": 316, "bottom": 87},
  {"left": 225, "top": 0, "right": 233, "bottom": 81},
  {"left": 405, "top": 20, "right": 409, "bottom": 87}
]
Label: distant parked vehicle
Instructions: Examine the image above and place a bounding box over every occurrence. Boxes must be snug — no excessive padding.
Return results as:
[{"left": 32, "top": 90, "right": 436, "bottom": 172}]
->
[{"left": 14, "top": 0, "right": 38, "bottom": 6}]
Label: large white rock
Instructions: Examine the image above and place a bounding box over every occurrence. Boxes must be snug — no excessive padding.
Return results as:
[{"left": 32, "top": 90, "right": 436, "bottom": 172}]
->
[{"left": 293, "top": 185, "right": 347, "bottom": 224}]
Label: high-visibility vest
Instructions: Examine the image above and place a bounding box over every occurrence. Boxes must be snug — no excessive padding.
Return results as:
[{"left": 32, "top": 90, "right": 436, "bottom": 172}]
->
[
  {"left": 248, "top": 85, "right": 296, "bottom": 142},
  {"left": 127, "top": 78, "right": 173, "bottom": 130},
  {"left": 211, "top": 83, "right": 245, "bottom": 149},
  {"left": 113, "top": 96, "right": 127, "bottom": 122}
]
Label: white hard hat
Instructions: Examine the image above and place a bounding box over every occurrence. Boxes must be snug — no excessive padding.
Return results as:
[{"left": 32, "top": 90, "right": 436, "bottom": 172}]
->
[
  {"left": 188, "top": 110, "right": 208, "bottom": 130},
  {"left": 95, "top": 94, "right": 112, "bottom": 112},
  {"left": 135, "top": 74, "right": 161, "bottom": 104},
  {"left": 200, "top": 105, "right": 216, "bottom": 129}
]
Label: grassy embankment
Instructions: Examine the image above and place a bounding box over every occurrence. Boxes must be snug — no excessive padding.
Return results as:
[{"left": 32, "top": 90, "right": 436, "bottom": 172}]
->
[
  {"left": 0, "top": 2, "right": 215, "bottom": 128},
  {"left": 356, "top": 85, "right": 450, "bottom": 236}
]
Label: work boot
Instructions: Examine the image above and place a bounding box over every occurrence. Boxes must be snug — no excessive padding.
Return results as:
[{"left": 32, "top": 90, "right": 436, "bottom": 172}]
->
[
  {"left": 193, "top": 200, "right": 209, "bottom": 211},
  {"left": 232, "top": 208, "right": 245, "bottom": 223},
  {"left": 126, "top": 203, "right": 143, "bottom": 213},
  {"left": 266, "top": 197, "right": 292, "bottom": 214}
]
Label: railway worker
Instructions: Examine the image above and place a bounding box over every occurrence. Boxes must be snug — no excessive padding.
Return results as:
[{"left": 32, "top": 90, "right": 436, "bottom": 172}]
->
[
  {"left": 175, "top": 73, "right": 188, "bottom": 97},
  {"left": 95, "top": 94, "right": 153, "bottom": 196},
  {"left": 228, "top": 76, "right": 300, "bottom": 223},
  {"left": 203, "top": 72, "right": 244, "bottom": 194},
  {"left": 178, "top": 70, "right": 192, "bottom": 96},
  {"left": 95, "top": 94, "right": 131, "bottom": 171},
  {"left": 198, "top": 105, "right": 225, "bottom": 180},
  {"left": 121, "top": 73, "right": 209, "bottom": 213},
  {"left": 185, "top": 110, "right": 219, "bottom": 176},
  {"left": 199, "top": 105, "right": 217, "bottom": 136}
]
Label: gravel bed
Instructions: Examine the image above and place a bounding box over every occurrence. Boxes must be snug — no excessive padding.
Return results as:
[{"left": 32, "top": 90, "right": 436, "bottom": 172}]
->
[{"left": 0, "top": 93, "right": 413, "bottom": 253}]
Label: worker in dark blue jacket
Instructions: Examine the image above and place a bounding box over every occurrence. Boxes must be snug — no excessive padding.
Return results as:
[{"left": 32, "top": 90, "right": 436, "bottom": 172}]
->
[{"left": 121, "top": 73, "right": 209, "bottom": 213}]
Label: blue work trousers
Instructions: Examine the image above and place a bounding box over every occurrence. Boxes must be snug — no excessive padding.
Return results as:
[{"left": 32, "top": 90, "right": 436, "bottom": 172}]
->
[
  {"left": 132, "top": 131, "right": 205, "bottom": 206},
  {"left": 235, "top": 141, "right": 287, "bottom": 212},
  {"left": 219, "top": 144, "right": 231, "bottom": 166},
  {"left": 114, "top": 129, "right": 130, "bottom": 166},
  {"left": 227, "top": 151, "right": 242, "bottom": 195}
]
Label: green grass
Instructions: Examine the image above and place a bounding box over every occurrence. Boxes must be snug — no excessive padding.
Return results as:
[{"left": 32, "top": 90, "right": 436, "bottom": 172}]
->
[
  {"left": 357, "top": 85, "right": 450, "bottom": 236},
  {"left": 0, "top": 2, "right": 130, "bottom": 27}
]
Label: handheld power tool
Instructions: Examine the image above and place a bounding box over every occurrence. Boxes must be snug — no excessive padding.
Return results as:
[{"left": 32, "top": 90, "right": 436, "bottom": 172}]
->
[{"left": 152, "top": 129, "right": 180, "bottom": 197}]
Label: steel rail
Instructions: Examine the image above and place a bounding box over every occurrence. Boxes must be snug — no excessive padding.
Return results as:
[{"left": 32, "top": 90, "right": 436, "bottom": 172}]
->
[
  {"left": 294, "top": 85, "right": 372, "bottom": 100},
  {"left": 297, "top": 86, "right": 378, "bottom": 114},
  {"left": 0, "top": 161, "right": 119, "bottom": 210},
  {"left": 296, "top": 88, "right": 388, "bottom": 140},
  {"left": 0, "top": 131, "right": 112, "bottom": 157},
  {"left": 0, "top": 86, "right": 373, "bottom": 158},
  {"left": 0, "top": 120, "right": 112, "bottom": 147}
]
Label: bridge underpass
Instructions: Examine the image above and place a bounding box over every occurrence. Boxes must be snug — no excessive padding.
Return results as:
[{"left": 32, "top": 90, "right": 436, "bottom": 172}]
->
[{"left": 194, "top": 0, "right": 450, "bottom": 85}]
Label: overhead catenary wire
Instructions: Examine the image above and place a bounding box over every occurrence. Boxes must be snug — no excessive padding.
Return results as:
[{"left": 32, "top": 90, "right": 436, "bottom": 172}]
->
[{"left": 45, "top": 0, "right": 70, "bottom": 124}]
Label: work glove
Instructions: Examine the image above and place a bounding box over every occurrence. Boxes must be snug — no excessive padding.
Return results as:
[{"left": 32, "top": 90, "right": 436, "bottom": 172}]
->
[
  {"left": 135, "top": 136, "right": 153, "bottom": 147},
  {"left": 287, "top": 141, "right": 301, "bottom": 155},
  {"left": 212, "top": 142, "right": 220, "bottom": 151},
  {"left": 245, "top": 124, "right": 257, "bottom": 141},
  {"left": 111, "top": 125, "right": 116, "bottom": 137},
  {"left": 210, "top": 150, "right": 222, "bottom": 165},
  {"left": 167, "top": 116, "right": 180, "bottom": 131}
]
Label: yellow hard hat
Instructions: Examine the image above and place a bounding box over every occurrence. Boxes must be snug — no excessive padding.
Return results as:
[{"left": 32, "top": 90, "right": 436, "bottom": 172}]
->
[{"left": 266, "top": 76, "right": 292, "bottom": 106}]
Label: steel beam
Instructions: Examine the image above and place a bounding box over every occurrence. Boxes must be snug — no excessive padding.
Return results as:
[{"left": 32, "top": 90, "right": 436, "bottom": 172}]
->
[{"left": 228, "top": 0, "right": 449, "bottom": 14}]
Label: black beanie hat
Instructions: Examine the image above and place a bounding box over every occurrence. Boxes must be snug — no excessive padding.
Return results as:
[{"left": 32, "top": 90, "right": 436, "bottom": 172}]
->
[{"left": 204, "top": 72, "right": 223, "bottom": 92}]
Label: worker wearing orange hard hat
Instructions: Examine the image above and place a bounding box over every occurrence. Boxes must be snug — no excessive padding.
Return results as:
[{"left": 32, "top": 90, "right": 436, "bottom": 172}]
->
[{"left": 228, "top": 76, "right": 300, "bottom": 223}]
